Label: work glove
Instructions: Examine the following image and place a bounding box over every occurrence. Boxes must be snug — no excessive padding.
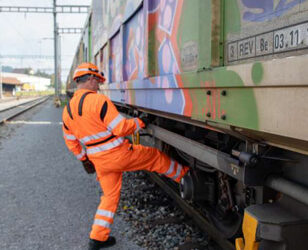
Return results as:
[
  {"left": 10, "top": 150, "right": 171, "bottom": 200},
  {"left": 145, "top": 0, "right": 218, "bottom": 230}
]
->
[
  {"left": 138, "top": 113, "right": 153, "bottom": 128},
  {"left": 81, "top": 156, "right": 96, "bottom": 174}
]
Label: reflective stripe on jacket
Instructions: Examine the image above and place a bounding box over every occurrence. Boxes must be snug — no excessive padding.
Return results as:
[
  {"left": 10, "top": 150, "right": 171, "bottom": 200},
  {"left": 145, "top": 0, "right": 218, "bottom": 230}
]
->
[{"left": 62, "top": 89, "right": 145, "bottom": 160}]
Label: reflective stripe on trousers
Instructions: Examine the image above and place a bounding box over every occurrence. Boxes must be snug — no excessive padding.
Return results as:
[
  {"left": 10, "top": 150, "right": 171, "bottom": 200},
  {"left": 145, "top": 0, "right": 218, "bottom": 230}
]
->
[
  {"left": 92, "top": 209, "right": 114, "bottom": 229},
  {"left": 93, "top": 219, "right": 111, "bottom": 228},
  {"left": 96, "top": 209, "right": 114, "bottom": 218},
  {"left": 164, "top": 160, "right": 183, "bottom": 180}
]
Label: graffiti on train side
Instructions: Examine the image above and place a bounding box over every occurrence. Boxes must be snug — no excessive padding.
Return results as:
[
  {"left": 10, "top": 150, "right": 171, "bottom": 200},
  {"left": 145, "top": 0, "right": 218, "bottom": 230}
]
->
[
  {"left": 147, "top": 0, "right": 181, "bottom": 76},
  {"left": 241, "top": 0, "right": 305, "bottom": 22}
]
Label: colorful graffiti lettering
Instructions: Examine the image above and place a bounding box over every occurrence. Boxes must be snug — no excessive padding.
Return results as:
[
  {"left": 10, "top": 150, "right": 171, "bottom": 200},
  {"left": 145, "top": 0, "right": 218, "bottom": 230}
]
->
[
  {"left": 123, "top": 8, "right": 145, "bottom": 81},
  {"left": 242, "top": 0, "right": 304, "bottom": 22}
]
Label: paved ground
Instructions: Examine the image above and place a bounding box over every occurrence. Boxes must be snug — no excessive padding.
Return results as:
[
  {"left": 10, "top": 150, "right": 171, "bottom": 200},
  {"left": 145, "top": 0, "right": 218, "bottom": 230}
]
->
[
  {"left": 0, "top": 97, "right": 39, "bottom": 112},
  {"left": 0, "top": 96, "right": 16, "bottom": 103},
  {"left": 0, "top": 100, "right": 144, "bottom": 250}
]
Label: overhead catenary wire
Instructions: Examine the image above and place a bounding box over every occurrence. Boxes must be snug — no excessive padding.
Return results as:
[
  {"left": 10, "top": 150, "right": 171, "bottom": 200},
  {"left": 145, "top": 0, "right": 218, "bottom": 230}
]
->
[{"left": 0, "top": 0, "right": 91, "bottom": 84}]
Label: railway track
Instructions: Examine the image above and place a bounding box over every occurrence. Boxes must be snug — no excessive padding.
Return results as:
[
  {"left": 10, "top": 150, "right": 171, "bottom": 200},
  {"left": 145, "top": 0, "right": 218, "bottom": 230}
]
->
[{"left": 0, "top": 96, "right": 50, "bottom": 124}]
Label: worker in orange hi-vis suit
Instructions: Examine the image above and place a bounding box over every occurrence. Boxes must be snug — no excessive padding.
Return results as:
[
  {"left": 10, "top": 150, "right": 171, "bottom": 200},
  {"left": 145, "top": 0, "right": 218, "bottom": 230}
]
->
[{"left": 62, "top": 62, "right": 189, "bottom": 250}]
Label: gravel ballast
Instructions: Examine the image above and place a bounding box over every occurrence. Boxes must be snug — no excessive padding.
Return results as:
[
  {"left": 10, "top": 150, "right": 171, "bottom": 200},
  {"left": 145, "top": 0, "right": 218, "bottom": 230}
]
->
[{"left": 117, "top": 171, "right": 212, "bottom": 250}]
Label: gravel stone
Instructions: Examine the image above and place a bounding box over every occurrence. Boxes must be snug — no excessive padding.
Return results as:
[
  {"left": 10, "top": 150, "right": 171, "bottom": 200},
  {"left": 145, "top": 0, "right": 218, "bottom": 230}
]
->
[{"left": 117, "top": 171, "right": 212, "bottom": 249}]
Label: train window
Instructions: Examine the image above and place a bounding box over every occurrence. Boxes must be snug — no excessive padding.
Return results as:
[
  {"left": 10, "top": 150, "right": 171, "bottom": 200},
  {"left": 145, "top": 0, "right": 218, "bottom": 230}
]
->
[
  {"left": 100, "top": 47, "right": 104, "bottom": 71},
  {"left": 82, "top": 43, "right": 85, "bottom": 62},
  {"left": 101, "top": 44, "right": 109, "bottom": 83},
  {"left": 109, "top": 31, "right": 123, "bottom": 83},
  {"left": 123, "top": 6, "right": 145, "bottom": 81},
  {"left": 94, "top": 52, "right": 99, "bottom": 68}
]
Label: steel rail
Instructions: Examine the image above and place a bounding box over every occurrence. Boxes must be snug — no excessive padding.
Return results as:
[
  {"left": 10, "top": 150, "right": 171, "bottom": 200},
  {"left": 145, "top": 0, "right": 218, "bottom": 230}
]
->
[
  {"left": 0, "top": 96, "right": 49, "bottom": 124},
  {"left": 147, "top": 172, "right": 235, "bottom": 250},
  {"left": 0, "top": 97, "right": 44, "bottom": 113}
]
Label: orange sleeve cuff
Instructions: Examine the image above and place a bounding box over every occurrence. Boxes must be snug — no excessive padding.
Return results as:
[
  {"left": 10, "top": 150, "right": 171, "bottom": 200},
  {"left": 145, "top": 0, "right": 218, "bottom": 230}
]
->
[{"left": 138, "top": 118, "right": 146, "bottom": 129}]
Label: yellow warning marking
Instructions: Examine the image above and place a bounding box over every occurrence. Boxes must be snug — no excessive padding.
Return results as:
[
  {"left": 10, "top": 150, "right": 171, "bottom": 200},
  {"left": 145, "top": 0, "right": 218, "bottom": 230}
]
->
[
  {"left": 236, "top": 211, "right": 259, "bottom": 250},
  {"left": 132, "top": 132, "right": 140, "bottom": 145},
  {"left": 235, "top": 237, "right": 245, "bottom": 250}
]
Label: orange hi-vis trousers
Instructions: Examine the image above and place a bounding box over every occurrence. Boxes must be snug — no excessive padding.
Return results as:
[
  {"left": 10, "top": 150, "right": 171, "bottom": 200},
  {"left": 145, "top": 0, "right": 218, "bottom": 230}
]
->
[{"left": 88, "top": 140, "right": 189, "bottom": 241}]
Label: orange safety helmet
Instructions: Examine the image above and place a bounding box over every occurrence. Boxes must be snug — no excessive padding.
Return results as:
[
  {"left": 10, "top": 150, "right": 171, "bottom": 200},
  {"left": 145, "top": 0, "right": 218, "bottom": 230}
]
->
[{"left": 73, "top": 62, "right": 106, "bottom": 83}]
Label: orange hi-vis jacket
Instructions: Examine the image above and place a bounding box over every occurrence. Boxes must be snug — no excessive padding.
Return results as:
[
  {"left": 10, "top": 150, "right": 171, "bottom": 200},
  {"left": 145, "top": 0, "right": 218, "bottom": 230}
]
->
[
  {"left": 62, "top": 89, "right": 144, "bottom": 162},
  {"left": 62, "top": 88, "right": 189, "bottom": 242}
]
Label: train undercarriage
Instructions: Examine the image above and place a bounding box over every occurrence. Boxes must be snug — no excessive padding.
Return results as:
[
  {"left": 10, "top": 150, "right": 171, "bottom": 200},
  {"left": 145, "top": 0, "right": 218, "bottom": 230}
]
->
[{"left": 117, "top": 103, "right": 308, "bottom": 250}]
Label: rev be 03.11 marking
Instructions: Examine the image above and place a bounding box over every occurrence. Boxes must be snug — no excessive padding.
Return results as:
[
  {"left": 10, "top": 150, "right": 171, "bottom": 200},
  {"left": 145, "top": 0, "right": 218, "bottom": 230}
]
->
[{"left": 227, "top": 21, "right": 308, "bottom": 62}]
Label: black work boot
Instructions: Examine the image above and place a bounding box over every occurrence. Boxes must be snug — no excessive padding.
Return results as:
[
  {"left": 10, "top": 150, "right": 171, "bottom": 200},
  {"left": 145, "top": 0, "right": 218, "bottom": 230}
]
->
[{"left": 88, "top": 236, "right": 116, "bottom": 250}]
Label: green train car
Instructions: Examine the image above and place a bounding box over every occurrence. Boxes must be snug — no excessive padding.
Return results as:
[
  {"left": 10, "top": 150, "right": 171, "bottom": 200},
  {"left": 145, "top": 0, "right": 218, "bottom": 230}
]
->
[{"left": 67, "top": 1, "right": 308, "bottom": 249}]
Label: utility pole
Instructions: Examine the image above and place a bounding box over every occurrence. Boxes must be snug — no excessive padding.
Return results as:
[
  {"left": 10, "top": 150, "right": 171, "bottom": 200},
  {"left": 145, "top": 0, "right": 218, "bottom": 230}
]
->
[
  {"left": 58, "top": 34, "right": 62, "bottom": 95},
  {"left": 0, "top": 3, "right": 89, "bottom": 101},
  {"left": 0, "top": 63, "right": 3, "bottom": 100},
  {"left": 53, "top": 0, "right": 59, "bottom": 98}
]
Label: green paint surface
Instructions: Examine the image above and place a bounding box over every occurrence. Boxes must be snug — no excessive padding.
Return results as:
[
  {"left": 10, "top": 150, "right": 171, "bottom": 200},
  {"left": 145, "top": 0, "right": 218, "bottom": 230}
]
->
[
  {"left": 177, "top": 0, "right": 212, "bottom": 71},
  {"left": 147, "top": 27, "right": 158, "bottom": 77},
  {"left": 252, "top": 62, "right": 263, "bottom": 85},
  {"left": 224, "top": 0, "right": 241, "bottom": 39},
  {"left": 183, "top": 68, "right": 259, "bottom": 130}
]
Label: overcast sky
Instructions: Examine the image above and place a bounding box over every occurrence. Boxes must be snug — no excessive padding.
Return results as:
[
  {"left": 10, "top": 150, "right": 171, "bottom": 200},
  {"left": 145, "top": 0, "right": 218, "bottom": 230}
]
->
[{"left": 0, "top": 0, "right": 91, "bottom": 81}]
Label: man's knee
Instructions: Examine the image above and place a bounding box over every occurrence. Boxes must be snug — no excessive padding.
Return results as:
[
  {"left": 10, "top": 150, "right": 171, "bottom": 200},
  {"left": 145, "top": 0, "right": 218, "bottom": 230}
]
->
[{"left": 101, "top": 193, "right": 120, "bottom": 203}]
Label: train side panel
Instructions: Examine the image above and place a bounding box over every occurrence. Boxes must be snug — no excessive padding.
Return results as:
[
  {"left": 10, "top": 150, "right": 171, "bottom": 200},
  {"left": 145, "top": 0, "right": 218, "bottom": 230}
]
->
[
  {"left": 68, "top": 0, "right": 308, "bottom": 153},
  {"left": 92, "top": 0, "right": 308, "bottom": 153}
]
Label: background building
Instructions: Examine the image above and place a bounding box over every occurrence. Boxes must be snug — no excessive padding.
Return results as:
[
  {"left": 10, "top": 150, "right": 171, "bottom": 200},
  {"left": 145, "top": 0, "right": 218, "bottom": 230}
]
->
[
  {"left": 2, "top": 72, "right": 51, "bottom": 91},
  {"left": 1, "top": 76, "right": 23, "bottom": 96}
]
